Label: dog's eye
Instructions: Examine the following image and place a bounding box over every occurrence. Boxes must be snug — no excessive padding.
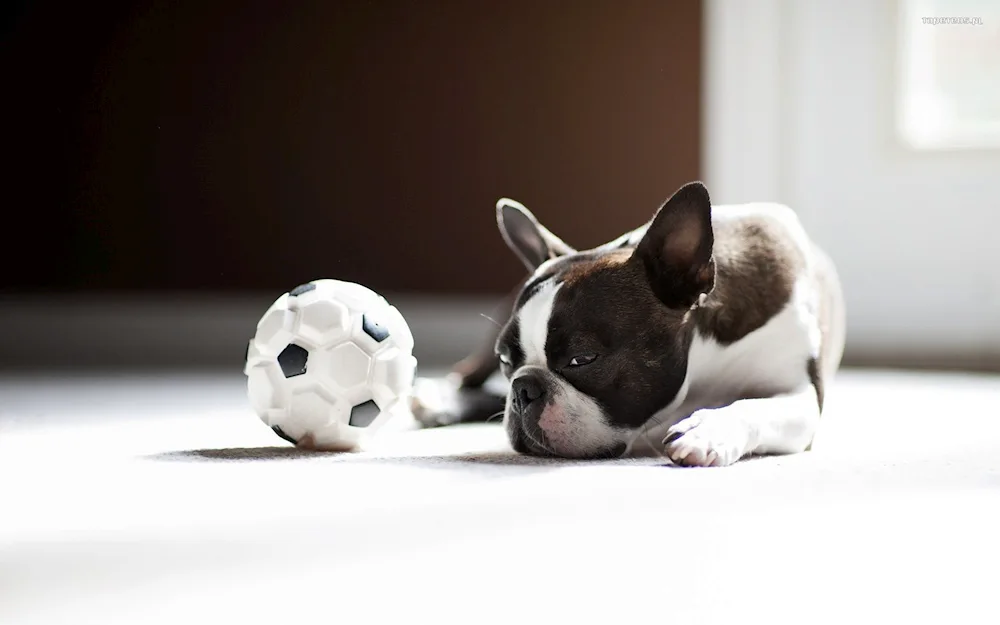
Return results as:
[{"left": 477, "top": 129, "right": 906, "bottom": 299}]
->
[
  {"left": 567, "top": 354, "right": 598, "bottom": 367},
  {"left": 498, "top": 352, "right": 512, "bottom": 368}
]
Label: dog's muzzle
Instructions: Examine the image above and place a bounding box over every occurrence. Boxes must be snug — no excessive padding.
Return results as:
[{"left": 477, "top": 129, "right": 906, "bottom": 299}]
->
[
  {"left": 505, "top": 371, "right": 628, "bottom": 459},
  {"left": 506, "top": 372, "right": 554, "bottom": 455}
]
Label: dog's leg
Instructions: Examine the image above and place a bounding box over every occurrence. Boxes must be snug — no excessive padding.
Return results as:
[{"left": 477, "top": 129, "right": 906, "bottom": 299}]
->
[
  {"left": 662, "top": 385, "right": 821, "bottom": 467},
  {"left": 409, "top": 279, "right": 523, "bottom": 427}
]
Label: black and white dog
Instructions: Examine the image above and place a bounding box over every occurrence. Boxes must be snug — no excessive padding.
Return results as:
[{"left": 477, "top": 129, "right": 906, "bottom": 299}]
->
[{"left": 411, "top": 181, "right": 845, "bottom": 467}]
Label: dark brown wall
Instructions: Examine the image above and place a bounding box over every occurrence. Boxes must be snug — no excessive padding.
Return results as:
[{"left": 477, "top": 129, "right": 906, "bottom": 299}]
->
[{"left": 2, "top": 0, "right": 702, "bottom": 295}]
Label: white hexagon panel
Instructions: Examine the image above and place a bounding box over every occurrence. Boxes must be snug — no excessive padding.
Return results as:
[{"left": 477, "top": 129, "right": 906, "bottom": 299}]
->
[
  {"left": 246, "top": 361, "right": 289, "bottom": 418},
  {"left": 371, "top": 347, "right": 418, "bottom": 409},
  {"left": 244, "top": 278, "right": 418, "bottom": 451},
  {"left": 286, "top": 284, "right": 352, "bottom": 348},
  {"left": 326, "top": 342, "right": 372, "bottom": 394},
  {"left": 253, "top": 293, "right": 295, "bottom": 358}
]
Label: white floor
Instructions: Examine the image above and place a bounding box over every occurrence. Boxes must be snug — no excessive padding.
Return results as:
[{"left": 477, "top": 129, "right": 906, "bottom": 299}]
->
[{"left": 1, "top": 369, "right": 999, "bottom": 625}]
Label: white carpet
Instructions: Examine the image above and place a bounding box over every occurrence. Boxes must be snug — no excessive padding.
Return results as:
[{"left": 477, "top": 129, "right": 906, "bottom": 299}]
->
[{"left": 2, "top": 369, "right": 999, "bottom": 624}]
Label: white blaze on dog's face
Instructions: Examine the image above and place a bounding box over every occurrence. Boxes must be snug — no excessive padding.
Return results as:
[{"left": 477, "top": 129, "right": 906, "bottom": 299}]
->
[{"left": 492, "top": 186, "right": 717, "bottom": 459}]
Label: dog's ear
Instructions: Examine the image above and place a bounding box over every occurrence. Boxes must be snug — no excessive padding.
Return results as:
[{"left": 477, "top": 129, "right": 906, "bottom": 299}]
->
[
  {"left": 632, "top": 181, "right": 716, "bottom": 309},
  {"left": 496, "top": 198, "right": 576, "bottom": 272}
]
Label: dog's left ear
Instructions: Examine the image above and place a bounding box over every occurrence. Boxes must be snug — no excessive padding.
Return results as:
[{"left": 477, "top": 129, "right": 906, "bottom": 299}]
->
[
  {"left": 496, "top": 198, "right": 576, "bottom": 272},
  {"left": 632, "top": 181, "right": 716, "bottom": 309}
]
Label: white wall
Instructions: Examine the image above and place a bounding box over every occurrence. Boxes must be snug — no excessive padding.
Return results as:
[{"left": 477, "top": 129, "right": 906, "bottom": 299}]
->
[{"left": 704, "top": 0, "right": 1000, "bottom": 367}]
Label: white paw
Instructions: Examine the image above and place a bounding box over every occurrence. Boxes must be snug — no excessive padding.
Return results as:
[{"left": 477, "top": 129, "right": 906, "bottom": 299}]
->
[
  {"left": 409, "top": 375, "right": 462, "bottom": 427},
  {"left": 662, "top": 412, "right": 752, "bottom": 467}
]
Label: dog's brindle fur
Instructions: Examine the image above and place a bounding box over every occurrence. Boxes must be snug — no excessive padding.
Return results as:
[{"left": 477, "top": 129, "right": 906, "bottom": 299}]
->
[{"left": 410, "top": 181, "right": 845, "bottom": 466}]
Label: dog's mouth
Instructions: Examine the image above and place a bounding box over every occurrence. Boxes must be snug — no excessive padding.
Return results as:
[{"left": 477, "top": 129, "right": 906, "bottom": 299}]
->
[
  {"left": 508, "top": 415, "right": 557, "bottom": 457},
  {"left": 507, "top": 415, "right": 628, "bottom": 460},
  {"left": 576, "top": 441, "right": 629, "bottom": 460}
]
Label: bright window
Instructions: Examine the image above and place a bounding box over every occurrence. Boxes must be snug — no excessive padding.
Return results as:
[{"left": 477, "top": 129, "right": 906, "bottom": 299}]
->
[{"left": 897, "top": 0, "right": 1000, "bottom": 149}]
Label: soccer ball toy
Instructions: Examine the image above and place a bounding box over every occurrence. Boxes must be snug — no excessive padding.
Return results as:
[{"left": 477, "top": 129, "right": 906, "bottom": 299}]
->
[{"left": 243, "top": 279, "right": 417, "bottom": 451}]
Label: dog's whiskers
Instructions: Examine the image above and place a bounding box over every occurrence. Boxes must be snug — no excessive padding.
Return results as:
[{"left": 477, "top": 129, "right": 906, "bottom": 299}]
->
[
  {"left": 521, "top": 419, "right": 556, "bottom": 456},
  {"left": 485, "top": 411, "right": 505, "bottom": 423},
  {"left": 479, "top": 313, "right": 502, "bottom": 328},
  {"left": 640, "top": 414, "right": 672, "bottom": 462}
]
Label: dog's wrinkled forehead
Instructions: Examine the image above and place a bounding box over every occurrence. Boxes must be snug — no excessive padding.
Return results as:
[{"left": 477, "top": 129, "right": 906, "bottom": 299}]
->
[
  {"left": 513, "top": 251, "right": 614, "bottom": 309},
  {"left": 497, "top": 251, "right": 630, "bottom": 366}
]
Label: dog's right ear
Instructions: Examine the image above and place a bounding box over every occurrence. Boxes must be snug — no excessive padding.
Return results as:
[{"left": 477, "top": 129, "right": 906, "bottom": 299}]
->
[{"left": 496, "top": 198, "right": 576, "bottom": 272}]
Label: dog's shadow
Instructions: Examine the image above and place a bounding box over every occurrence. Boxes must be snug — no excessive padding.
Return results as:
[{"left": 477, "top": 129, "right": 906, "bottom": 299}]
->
[{"left": 147, "top": 446, "right": 668, "bottom": 471}]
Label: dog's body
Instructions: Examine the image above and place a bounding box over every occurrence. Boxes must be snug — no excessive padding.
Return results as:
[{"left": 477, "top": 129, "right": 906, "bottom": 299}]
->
[{"left": 411, "top": 182, "right": 845, "bottom": 466}]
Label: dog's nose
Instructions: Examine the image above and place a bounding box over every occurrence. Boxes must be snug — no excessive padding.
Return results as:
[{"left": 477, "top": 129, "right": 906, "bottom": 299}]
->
[{"left": 511, "top": 374, "right": 545, "bottom": 415}]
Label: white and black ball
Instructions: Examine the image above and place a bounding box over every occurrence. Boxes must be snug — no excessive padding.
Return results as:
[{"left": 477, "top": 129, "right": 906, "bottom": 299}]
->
[{"left": 244, "top": 279, "right": 417, "bottom": 451}]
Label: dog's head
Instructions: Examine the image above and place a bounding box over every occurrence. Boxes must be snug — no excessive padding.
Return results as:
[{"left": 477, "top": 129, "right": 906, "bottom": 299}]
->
[{"left": 494, "top": 182, "right": 716, "bottom": 459}]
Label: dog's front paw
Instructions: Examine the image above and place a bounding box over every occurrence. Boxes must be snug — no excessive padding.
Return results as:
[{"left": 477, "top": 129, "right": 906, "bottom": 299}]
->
[
  {"left": 409, "top": 375, "right": 464, "bottom": 428},
  {"left": 662, "top": 413, "right": 752, "bottom": 467},
  {"left": 410, "top": 375, "right": 508, "bottom": 428}
]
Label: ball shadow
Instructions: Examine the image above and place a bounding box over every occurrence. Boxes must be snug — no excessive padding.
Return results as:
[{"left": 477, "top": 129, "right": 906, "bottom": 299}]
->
[{"left": 148, "top": 446, "right": 346, "bottom": 462}]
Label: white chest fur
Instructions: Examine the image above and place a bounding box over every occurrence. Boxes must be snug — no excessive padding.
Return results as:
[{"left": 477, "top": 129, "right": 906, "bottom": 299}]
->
[
  {"left": 689, "top": 276, "right": 820, "bottom": 404},
  {"left": 636, "top": 276, "right": 822, "bottom": 447}
]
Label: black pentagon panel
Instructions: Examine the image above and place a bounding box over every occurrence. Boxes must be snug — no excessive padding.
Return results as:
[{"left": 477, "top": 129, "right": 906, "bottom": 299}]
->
[
  {"left": 349, "top": 400, "right": 380, "bottom": 428},
  {"left": 277, "top": 343, "right": 309, "bottom": 378},
  {"left": 289, "top": 282, "right": 317, "bottom": 296},
  {"left": 362, "top": 314, "right": 390, "bottom": 342},
  {"left": 271, "top": 425, "right": 297, "bottom": 445}
]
